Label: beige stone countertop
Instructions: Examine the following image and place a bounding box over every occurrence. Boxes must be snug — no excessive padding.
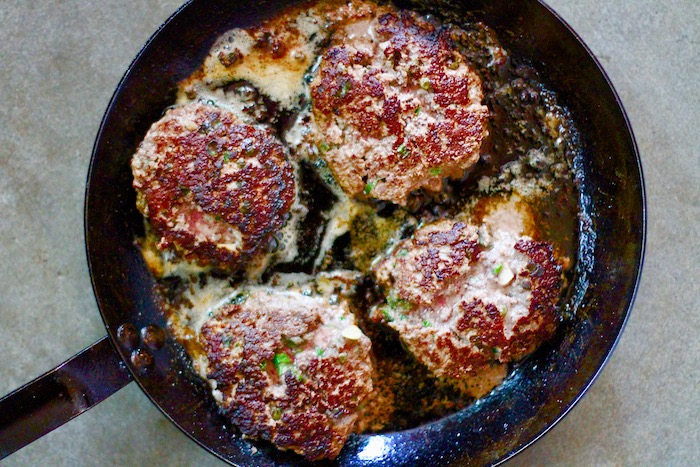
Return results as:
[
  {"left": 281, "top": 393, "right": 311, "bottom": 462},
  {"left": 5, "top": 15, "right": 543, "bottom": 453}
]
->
[{"left": 1, "top": 0, "right": 698, "bottom": 465}]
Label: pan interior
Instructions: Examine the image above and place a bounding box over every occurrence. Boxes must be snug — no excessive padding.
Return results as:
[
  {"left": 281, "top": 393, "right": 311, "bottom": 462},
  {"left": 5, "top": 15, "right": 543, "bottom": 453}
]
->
[{"left": 85, "top": 0, "right": 644, "bottom": 465}]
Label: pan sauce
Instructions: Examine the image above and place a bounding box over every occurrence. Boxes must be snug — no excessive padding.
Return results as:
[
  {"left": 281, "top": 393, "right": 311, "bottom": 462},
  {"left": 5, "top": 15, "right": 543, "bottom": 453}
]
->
[{"left": 138, "top": 0, "right": 579, "bottom": 441}]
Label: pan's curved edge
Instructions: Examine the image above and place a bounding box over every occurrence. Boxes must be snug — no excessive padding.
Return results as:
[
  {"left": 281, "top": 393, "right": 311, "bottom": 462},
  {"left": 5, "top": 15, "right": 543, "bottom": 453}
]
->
[
  {"left": 84, "top": 0, "right": 193, "bottom": 274},
  {"left": 81, "top": 1, "right": 241, "bottom": 466},
  {"left": 82, "top": 0, "right": 648, "bottom": 466},
  {"left": 492, "top": 1, "right": 647, "bottom": 464}
]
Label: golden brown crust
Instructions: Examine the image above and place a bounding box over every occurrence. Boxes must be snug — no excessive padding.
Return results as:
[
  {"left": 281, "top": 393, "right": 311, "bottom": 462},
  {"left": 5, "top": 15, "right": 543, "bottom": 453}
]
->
[
  {"left": 199, "top": 289, "right": 373, "bottom": 460},
  {"left": 374, "top": 220, "right": 481, "bottom": 307},
  {"left": 131, "top": 102, "right": 295, "bottom": 271},
  {"left": 371, "top": 220, "right": 562, "bottom": 394},
  {"left": 309, "top": 10, "right": 489, "bottom": 204}
]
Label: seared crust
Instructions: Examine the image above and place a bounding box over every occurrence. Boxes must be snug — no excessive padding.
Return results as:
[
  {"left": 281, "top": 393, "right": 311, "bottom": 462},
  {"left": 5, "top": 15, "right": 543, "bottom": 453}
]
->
[
  {"left": 371, "top": 219, "right": 562, "bottom": 396},
  {"left": 308, "top": 10, "right": 489, "bottom": 204},
  {"left": 131, "top": 102, "right": 295, "bottom": 271},
  {"left": 374, "top": 221, "right": 482, "bottom": 307},
  {"left": 198, "top": 289, "right": 373, "bottom": 460}
]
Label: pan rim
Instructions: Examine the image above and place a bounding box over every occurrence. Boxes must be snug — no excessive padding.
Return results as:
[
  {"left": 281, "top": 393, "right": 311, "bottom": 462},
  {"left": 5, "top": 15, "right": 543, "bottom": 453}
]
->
[{"left": 83, "top": 0, "right": 647, "bottom": 465}]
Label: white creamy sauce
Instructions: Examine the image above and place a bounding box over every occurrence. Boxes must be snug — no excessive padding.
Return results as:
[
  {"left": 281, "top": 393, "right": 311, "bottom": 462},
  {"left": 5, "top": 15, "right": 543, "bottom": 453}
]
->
[
  {"left": 314, "top": 196, "right": 361, "bottom": 268},
  {"left": 180, "top": 9, "right": 326, "bottom": 109},
  {"left": 171, "top": 275, "right": 237, "bottom": 335}
]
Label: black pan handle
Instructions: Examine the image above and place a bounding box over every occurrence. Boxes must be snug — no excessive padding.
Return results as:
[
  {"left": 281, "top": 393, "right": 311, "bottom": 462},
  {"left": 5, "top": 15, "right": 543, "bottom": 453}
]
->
[{"left": 0, "top": 336, "right": 133, "bottom": 459}]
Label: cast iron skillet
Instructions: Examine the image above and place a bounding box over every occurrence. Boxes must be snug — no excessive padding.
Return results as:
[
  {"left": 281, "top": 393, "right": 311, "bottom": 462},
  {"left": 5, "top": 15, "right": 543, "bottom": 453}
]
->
[{"left": 0, "top": 0, "right": 645, "bottom": 464}]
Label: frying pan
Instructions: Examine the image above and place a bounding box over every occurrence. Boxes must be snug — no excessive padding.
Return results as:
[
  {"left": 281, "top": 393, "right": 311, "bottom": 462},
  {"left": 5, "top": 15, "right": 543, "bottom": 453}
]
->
[{"left": 0, "top": 0, "right": 645, "bottom": 465}]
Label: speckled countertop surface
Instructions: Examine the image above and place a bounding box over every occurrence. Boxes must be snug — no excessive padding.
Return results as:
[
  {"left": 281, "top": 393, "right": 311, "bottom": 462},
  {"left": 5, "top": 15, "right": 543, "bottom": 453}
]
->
[{"left": 1, "top": 1, "right": 698, "bottom": 465}]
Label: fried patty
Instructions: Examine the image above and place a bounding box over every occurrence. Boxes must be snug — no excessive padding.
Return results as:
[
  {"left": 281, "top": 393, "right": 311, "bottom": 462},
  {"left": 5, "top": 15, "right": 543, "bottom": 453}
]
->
[
  {"left": 371, "top": 219, "right": 562, "bottom": 396},
  {"left": 131, "top": 102, "right": 295, "bottom": 272},
  {"left": 198, "top": 287, "right": 373, "bottom": 460},
  {"left": 307, "top": 10, "right": 489, "bottom": 205}
]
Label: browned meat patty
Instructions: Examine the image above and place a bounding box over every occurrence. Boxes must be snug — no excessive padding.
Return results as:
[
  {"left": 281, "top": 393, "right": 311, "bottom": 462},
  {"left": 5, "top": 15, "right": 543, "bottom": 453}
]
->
[
  {"left": 370, "top": 219, "right": 562, "bottom": 396},
  {"left": 307, "top": 10, "right": 489, "bottom": 205},
  {"left": 197, "top": 287, "right": 373, "bottom": 460},
  {"left": 131, "top": 102, "right": 295, "bottom": 272}
]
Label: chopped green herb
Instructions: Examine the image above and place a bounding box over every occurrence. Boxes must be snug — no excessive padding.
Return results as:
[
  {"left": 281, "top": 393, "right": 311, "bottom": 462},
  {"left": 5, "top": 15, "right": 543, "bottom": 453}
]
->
[
  {"left": 273, "top": 352, "right": 292, "bottom": 366},
  {"left": 338, "top": 353, "right": 348, "bottom": 364},
  {"left": 222, "top": 151, "right": 232, "bottom": 163},
  {"left": 397, "top": 144, "right": 410, "bottom": 157},
  {"left": 381, "top": 307, "right": 394, "bottom": 323},
  {"left": 273, "top": 352, "right": 294, "bottom": 376},
  {"left": 397, "top": 248, "right": 408, "bottom": 257},
  {"left": 178, "top": 185, "right": 190, "bottom": 195},
  {"left": 270, "top": 406, "right": 282, "bottom": 421},
  {"left": 493, "top": 263, "right": 503, "bottom": 275},
  {"left": 448, "top": 59, "right": 460, "bottom": 70},
  {"left": 387, "top": 294, "right": 411, "bottom": 312},
  {"left": 336, "top": 80, "right": 353, "bottom": 98},
  {"left": 318, "top": 142, "right": 331, "bottom": 154},
  {"left": 315, "top": 347, "right": 325, "bottom": 357},
  {"left": 260, "top": 361, "right": 267, "bottom": 370},
  {"left": 322, "top": 172, "right": 337, "bottom": 185},
  {"left": 429, "top": 167, "right": 442, "bottom": 176},
  {"left": 221, "top": 336, "right": 233, "bottom": 347},
  {"left": 414, "top": 106, "right": 421, "bottom": 115},
  {"left": 364, "top": 180, "right": 376, "bottom": 195},
  {"left": 422, "top": 320, "right": 431, "bottom": 327},
  {"left": 419, "top": 77, "right": 432, "bottom": 91}
]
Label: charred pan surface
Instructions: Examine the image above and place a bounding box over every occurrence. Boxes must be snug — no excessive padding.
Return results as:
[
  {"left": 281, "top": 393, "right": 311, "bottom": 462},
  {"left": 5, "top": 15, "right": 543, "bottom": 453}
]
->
[
  {"left": 308, "top": 10, "right": 489, "bottom": 205},
  {"left": 131, "top": 102, "right": 295, "bottom": 272},
  {"left": 371, "top": 219, "right": 562, "bottom": 396},
  {"left": 198, "top": 289, "right": 373, "bottom": 460}
]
